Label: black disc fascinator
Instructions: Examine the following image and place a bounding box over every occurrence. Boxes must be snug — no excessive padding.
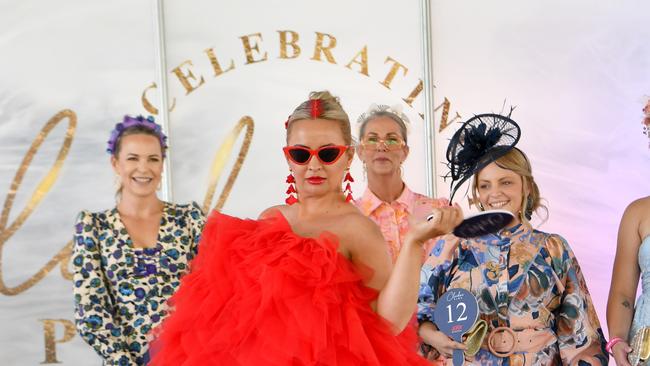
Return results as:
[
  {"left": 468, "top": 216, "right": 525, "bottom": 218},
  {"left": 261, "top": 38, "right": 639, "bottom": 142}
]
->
[{"left": 446, "top": 113, "right": 521, "bottom": 202}]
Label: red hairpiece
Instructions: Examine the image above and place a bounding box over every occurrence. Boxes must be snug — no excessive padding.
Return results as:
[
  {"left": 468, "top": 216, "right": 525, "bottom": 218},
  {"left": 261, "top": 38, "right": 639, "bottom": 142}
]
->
[{"left": 310, "top": 99, "right": 322, "bottom": 118}]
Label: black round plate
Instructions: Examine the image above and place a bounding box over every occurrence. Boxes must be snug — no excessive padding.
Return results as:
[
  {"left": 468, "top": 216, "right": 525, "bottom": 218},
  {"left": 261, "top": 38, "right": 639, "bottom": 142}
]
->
[{"left": 452, "top": 210, "right": 514, "bottom": 238}]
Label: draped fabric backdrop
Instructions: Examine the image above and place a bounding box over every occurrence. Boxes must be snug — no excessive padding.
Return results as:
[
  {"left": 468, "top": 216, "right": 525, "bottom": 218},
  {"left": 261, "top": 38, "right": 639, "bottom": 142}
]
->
[{"left": 0, "top": 1, "right": 648, "bottom": 364}]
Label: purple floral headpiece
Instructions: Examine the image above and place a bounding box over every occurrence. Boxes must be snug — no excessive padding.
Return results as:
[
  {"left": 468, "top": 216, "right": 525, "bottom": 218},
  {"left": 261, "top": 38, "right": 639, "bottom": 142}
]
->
[{"left": 106, "top": 115, "right": 168, "bottom": 157}]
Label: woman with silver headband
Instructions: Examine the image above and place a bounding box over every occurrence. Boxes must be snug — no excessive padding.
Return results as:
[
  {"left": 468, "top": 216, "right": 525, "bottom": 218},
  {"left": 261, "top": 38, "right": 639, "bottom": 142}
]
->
[
  {"left": 72, "top": 116, "right": 205, "bottom": 365},
  {"left": 417, "top": 114, "right": 607, "bottom": 365},
  {"left": 355, "top": 104, "right": 449, "bottom": 263}
]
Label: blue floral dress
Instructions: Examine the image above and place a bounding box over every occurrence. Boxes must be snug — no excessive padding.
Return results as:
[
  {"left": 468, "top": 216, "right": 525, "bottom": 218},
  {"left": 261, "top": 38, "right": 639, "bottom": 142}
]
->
[
  {"left": 418, "top": 223, "right": 608, "bottom": 365},
  {"left": 73, "top": 202, "right": 205, "bottom": 365}
]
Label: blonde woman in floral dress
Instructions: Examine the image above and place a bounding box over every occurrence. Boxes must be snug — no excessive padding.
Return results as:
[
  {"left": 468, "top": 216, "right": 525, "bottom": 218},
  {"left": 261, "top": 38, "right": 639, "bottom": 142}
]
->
[{"left": 417, "top": 114, "right": 607, "bottom": 365}]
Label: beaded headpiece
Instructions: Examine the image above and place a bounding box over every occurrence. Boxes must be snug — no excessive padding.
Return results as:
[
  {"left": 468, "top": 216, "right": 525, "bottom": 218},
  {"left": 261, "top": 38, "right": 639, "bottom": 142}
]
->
[
  {"left": 106, "top": 115, "right": 168, "bottom": 156},
  {"left": 356, "top": 103, "right": 410, "bottom": 129},
  {"left": 310, "top": 99, "right": 322, "bottom": 118},
  {"left": 284, "top": 99, "right": 325, "bottom": 129}
]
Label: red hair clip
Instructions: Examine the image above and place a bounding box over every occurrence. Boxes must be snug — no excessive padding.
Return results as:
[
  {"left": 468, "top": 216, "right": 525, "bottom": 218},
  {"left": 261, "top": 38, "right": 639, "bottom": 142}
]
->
[{"left": 310, "top": 99, "right": 322, "bottom": 118}]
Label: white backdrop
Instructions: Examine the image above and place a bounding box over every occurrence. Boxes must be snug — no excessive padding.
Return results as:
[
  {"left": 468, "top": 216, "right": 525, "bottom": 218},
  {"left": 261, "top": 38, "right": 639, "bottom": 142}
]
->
[
  {"left": 0, "top": 0, "right": 648, "bottom": 364},
  {"left": 429, "top": 1, "right": 650, "bottom": 346},
  {"left": 0, "top": 1, "right": 426, "bottom": 364}
]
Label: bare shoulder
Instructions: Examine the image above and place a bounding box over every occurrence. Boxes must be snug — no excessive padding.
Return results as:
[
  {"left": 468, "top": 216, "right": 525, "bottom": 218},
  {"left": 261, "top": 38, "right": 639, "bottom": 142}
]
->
[
  {"left": 335, "top": 210, "right": 385, "bottom": 247},
  {"left": 621, "top": 196, "right": 650, "bottom": 224},
  {"left": 629, "top": 196, "right": 650, "bottom": 238},
  {"left": 628, "top": 196, "right": 650, "bottom": 211},
  {"left": 258, "top": 204, "right": 289, "bottom": 219}
]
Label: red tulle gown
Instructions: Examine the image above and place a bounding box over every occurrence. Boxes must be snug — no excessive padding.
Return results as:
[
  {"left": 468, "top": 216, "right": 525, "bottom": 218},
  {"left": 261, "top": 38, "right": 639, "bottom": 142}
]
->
[{"left": 149, "top": 211, "right": 428, "bottom": 365}]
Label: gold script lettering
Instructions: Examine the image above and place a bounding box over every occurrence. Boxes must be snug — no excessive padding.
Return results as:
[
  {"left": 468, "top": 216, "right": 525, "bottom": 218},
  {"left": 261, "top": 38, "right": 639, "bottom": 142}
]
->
[
  {"left": 140, "top": 82, "right": 177, "bottom": 116},
  {"left": 203, "top": 116, "right": 255, "bottom": 213},
  {"left": 402, "top": 79, "right": 423, "bottom": 106},
  {"left": 345, "top": 45, "right": 369, "bottom": 76},
  {"left": 311, "top": 32, "right": 337, "bottom": 64},
  {"left": 204, "top": 48, "right": 236, "bottom": 76},
  {"left": 240, "top": 33, "right": 269, "bottom": 64},
  {"left": 278, "top": 30, "right": 301, "bottom": 59},
  {"left": 380, "top": 56, "right": 408, "bottom": 89},
  {"left": 434, "top": 97, "right": 462, "bottom": 132},
  {"left": 39, "top": 319, "right": 75, "bottom": 364},
  {"left": 171, "top": 60, "right": 205, "bottom": 95},
  {"left": 0, "top": 110, "right": 76, "bottom": 295}
]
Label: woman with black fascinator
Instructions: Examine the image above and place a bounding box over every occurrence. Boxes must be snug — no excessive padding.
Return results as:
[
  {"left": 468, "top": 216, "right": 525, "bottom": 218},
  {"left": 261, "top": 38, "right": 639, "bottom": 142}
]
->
[{"left": 417, "top": 114, "right": 607, "bottom": 365}]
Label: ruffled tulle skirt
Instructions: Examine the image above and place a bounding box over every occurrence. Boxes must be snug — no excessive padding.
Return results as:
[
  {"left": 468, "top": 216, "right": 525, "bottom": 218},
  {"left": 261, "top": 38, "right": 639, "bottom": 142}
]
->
[{"left": 149, "top": 212, "right": 427, "bottom": 365}]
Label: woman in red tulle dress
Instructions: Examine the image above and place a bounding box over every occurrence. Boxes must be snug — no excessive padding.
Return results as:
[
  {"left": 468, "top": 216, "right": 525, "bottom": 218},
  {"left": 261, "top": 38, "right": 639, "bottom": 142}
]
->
[{"left": 149, "top": 91, "right": 462, "bottom": 366}]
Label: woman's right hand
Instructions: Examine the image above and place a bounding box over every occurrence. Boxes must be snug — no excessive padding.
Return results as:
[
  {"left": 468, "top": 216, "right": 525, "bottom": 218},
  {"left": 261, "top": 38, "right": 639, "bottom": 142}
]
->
[
  {"left": 408, "top": 204, "right": 463, "bottom": 245},
  {"left": 420, "top": 325, "right": 466, "bottom": 359},
  {"left": 611, "top": 341, "right": 632, "bottom": 366}
]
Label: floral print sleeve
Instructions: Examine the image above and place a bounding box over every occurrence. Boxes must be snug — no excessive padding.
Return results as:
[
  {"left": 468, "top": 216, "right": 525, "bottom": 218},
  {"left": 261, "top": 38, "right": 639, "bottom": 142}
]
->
[
  {"left": 188, "top": 201, "right": 205, "bottom": 256},
  {"left": 545, "top": 234, "right": 608, "bottom": 364},
  {"left": 417, "top": 235, "right": 460, "bottom": 323},
  {"left": 73, "top": 210, "right": 134, "bottom": 365}
]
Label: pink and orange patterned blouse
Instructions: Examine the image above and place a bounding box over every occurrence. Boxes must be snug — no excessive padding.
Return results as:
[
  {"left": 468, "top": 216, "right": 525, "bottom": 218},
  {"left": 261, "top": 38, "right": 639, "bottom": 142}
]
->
[{"left": 355, "top": 185, "right": 449, "bottom": 262}]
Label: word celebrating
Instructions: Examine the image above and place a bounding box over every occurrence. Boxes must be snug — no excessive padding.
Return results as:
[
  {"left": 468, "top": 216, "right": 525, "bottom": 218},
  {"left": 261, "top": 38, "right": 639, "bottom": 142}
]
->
[{"left": 139, "top": 30, "right": 461, "bottom": 130}]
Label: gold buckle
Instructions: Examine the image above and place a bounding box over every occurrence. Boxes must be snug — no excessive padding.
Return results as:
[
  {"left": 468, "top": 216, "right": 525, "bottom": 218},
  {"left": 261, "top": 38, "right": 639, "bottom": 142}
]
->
[
  {"left": 487, "top": 326, "right": 516, "bottom": 357},
  {"left": 464, "top": 319, "right": 488, "bottom": 357}
]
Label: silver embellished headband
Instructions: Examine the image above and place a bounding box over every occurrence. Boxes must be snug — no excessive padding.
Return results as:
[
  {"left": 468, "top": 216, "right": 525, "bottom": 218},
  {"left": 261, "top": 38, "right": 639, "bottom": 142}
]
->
[{"left": 356, "top": 103, "right": 410, "bottom": 128}]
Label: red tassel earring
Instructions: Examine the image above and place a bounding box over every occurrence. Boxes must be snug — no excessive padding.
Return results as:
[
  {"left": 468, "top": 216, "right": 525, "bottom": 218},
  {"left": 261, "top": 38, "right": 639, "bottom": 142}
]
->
[
  {"left": 343, "top": 170, "right": 354, "bottom": 202},
  {"left": 285, "top": 173, "right": 298, "bottom": 205}
]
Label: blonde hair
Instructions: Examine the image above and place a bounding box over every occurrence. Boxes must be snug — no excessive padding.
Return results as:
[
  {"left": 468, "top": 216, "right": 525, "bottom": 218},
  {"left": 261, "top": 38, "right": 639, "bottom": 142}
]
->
[
  {"left": 286, "top": 91, "right": 352, "bottom": 145},
  {"left": 471, "top": 148, "right": 547, "bottom": 224}
]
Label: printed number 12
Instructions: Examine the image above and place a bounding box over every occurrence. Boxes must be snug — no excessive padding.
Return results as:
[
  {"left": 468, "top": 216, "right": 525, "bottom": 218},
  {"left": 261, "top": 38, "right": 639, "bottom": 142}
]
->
[{"left": 446, "top": 303, "right": 468, "bottom": 323}]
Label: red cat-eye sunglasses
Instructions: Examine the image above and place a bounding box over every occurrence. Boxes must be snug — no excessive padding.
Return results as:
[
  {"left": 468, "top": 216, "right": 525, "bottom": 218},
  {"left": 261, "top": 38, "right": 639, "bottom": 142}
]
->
[{"left": 283, "top": 145, "right": 351, "bottom": 165}]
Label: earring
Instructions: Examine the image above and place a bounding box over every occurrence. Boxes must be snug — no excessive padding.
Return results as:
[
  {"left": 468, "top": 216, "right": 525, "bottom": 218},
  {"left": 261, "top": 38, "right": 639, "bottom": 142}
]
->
[
  {"left": 285, "top": 172, "right": 298, "bottom": 205},
  {"left": 114, "top": 175, "right": 122, "bottom": 191},
  {"left": 343, "top": 170, "right": 354, "bottom": 202},
  {"left": 524, "top": 195, "right": 533, "bottom": 220},
  {"left": 478, "top": 202, "right": 485, "bottom": 211},
  {"left": 362, "top": 163, "right": 367, "bottom": 182},
  {"left": 157, "top": 180, "right": 162, "bottom": 191}
]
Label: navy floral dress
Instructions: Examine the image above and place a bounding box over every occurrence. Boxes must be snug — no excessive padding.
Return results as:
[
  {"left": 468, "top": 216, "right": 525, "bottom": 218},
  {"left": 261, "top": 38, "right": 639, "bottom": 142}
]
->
[{"left": 73, "top": 202, "right": 205, "bottom": 365}]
